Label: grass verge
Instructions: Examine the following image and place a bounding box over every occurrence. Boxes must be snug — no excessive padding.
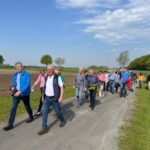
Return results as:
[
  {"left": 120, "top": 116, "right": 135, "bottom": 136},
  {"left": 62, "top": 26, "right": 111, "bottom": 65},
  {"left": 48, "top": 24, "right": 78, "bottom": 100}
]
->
[
  {"left": 119, "top": 84, "right": 150, "bottom": 150},
  {"left": 0, "top": 85, "right": 75, "bottom": 123}
]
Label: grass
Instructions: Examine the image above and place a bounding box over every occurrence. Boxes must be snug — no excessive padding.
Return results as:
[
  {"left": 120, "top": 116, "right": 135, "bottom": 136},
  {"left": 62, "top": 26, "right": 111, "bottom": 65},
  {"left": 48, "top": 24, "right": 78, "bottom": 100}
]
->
[
  {"left": 0, "top": 85, "right": 75, "bottom": 123},
  {"left": 119, "top": 83, "right": 150, "bottom": 150}
]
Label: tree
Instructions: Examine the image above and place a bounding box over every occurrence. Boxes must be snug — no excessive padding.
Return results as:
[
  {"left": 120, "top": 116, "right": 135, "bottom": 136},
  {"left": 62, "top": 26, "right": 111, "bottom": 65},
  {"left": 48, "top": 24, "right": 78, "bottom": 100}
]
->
[
  {"left": 40, "top": 54, "right": 52, "bottom": 66},
  {"left": 128, "top": 54, "right": 150, "bottom": 70},
  {"left": 116, "top": 50, "right": 129, "bottom": 68},
  {"left": 0, "top": 55, "right": 4, "bottom": 64},
  {"left": 54, "top": 57, "right": 65, "bottom": 67}
]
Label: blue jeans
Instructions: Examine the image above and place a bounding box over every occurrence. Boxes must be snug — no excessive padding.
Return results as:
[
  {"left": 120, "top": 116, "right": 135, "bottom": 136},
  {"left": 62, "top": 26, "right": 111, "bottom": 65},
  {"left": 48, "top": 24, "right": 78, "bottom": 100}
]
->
[
  {"left": 42, "top": 96, "right": 65, "bottom": 129},
  {"left": 76, "top": 87, "right": 83, "bottom": 106},
  {"left": 109, "top": 80, "right": 115, "bottom": 94},
  {"left": 9, "top": 96, "right": 33, "bottom": 127},
  {"left": 120, "top": 82, "right": 127, "bottom": 96}
]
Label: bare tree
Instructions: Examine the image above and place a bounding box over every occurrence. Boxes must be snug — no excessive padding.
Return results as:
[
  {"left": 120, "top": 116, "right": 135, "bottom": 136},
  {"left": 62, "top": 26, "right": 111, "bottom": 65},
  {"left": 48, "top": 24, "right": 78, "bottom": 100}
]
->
[
  {"left": 116, "top": 50, "right": 129, "bottom": 68},
  {"left": 55, "top": 57, "right": 65, "bottom": 67}
]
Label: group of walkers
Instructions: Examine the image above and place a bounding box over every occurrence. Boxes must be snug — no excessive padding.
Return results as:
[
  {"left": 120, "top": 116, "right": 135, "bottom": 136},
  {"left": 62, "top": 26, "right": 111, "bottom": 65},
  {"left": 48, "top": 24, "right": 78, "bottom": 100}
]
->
[
  {"left": 74, "top": 68, "right": 137, "bottom": 110},
  {"left": 3, "top": 61, "right": 148, "bottom": 136},
  {"left": 3, "top": 62, "right": 66, "bottom": 135}
]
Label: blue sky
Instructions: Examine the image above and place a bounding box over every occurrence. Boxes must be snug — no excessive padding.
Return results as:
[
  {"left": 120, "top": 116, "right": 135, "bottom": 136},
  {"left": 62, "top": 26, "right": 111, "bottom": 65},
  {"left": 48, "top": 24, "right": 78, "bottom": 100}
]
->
[{"left": 0, "top": 0, "right": 150, "bottom": 67}]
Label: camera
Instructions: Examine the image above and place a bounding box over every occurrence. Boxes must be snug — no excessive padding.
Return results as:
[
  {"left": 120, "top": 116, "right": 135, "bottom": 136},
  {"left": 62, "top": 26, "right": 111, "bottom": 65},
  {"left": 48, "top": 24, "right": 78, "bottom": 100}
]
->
[{"left": 10, "top": 86, "right": 17, "bottom": 96}]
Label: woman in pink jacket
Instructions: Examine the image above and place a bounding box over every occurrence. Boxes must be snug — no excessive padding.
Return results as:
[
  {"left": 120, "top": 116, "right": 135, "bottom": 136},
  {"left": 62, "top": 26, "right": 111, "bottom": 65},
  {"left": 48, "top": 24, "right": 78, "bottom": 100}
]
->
[
  {"left": 98, "top": 71, "right": 106, "bottom": 97},
  {"left": 32, "top": 69, "right": 46, "bottom": 116}
]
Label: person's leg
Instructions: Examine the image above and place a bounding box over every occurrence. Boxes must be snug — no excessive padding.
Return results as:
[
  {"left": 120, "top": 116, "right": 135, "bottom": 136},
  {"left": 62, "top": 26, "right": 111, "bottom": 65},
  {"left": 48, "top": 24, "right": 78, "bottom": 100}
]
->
[
  {"left": 91, "top": 90, "right": 96, "bottom": 109},
  {"left": 37, "top": 87, "right": 44, "bottom": 113},
  {"left": 76, "top": 88, "right": 80, "bottom": 106},
  {"left": 53, "top": 99, "right": 65, "bottom": 123},
  {"left": 42, "top": 96, "right": 51, "bottom": 129},
  {"left": 8, "top": 96, "right": 21, "bottom": 127},
  {"left": 93, "top": 90, "right": 96, "bottom": 105},
  {"left": 22, "top": 96, "right": 33, "bottom": 118},
  {"left": 90, "top": 90, "right": 94, "bottom": 108},
  {"left": 78, "top": 86, "right": 83, "bottom": 105},
  {"left": 89, "top": 90, "right": 92, "bottom": 107},
  {"left": 112, "top": 81, "right": 115, "bottom": 94},
  {"left": 120, "top": 83, "right": 123, "bottom": 97},
  {"left": 99, "top": 88, "right": 101, "bottom": 97},
  {"left": 85, "top": 90, "right": 89, "bottom": 99},
  {"left": 148, "top": 81, "right": 150, "bottom": 90}
]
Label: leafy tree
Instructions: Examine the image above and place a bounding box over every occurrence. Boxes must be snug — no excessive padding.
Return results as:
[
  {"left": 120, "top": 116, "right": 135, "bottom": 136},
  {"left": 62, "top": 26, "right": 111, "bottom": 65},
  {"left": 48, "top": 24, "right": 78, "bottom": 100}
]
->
[
  {"left": 55, "top": 57, "right": 65, "bottom": 67},
  {"left": 0, "top": 55, "right": 4, "bottom": 64},
  {"left": 128, "top": 54, "right": 150, "bottom": 70},
  {"left": 40, "top": 54, "right": 52, "bottom": 66},
  {"left": 116, "top": 50, "right": 129, "bottom": 68}
]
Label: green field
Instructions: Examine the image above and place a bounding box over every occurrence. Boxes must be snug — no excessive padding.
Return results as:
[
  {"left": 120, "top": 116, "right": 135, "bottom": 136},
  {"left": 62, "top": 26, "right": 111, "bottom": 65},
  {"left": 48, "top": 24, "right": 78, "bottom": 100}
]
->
[
  {"left": 0, "top": 85, "right": 75, "bottom": 123},
  {"left": 119, "top": 83, "right": 150, "bottom": 150}
]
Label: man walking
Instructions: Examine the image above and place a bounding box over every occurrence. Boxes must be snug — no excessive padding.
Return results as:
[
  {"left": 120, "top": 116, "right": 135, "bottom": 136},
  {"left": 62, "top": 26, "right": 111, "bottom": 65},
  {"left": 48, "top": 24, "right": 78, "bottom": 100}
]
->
[
  {"left": 38, "top": 65, "right": 66, "bottom": 135},
  {"left": 3, "top": 62, "right": 33, "bottom": 131},
  {"left": 109, "top": 70, "right": 117, "bottom": 94},
  {"left": 120, "top": 69, "right": 130, "bottom": 97},
  {"left": 74, "top": 68, "right": 85, "bottom": 107}
]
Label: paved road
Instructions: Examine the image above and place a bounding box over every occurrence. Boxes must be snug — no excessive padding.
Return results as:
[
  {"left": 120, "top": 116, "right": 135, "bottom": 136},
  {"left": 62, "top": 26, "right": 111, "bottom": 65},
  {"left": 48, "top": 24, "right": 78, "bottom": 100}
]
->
[{"left": 0, "top": 93, "right": 134, "bottom": 150}]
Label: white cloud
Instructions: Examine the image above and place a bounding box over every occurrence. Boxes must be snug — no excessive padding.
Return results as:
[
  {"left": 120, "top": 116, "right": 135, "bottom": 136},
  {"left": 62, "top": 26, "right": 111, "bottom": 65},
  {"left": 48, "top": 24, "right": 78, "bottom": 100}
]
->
[
  {"left": 56, "top": 0, "right": 121, "bottom": 8},
  {"left": 56, "top": 0, "right": 150, "bottom": 44}
]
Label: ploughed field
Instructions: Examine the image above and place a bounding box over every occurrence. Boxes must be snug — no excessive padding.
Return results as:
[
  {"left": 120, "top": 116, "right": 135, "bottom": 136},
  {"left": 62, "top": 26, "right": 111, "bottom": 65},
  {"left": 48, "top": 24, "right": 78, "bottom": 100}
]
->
[{"left": 0, "top": 70, "right": 75, "bottom": 96}]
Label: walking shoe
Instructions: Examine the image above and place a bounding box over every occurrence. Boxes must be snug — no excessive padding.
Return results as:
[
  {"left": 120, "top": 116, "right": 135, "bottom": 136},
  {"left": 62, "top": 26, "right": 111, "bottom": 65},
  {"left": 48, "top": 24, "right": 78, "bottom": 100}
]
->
[
  {"left": 3, "top": 125, "right": 13, "bottom": 131},
  {"left": 38, "top": 128, "right": 48, "bottom": 135},
  {"left": 26, "top": 117, "right": 34, "bottom": 123},
  {"left": 35, "top": 111, "right": 41, "bottom": 116},
  {"left": 59, "top": 121, "right": 66, "bottom": 127},
  {"left": 91, "top": 107, "right": 94, "bottom": 110}
]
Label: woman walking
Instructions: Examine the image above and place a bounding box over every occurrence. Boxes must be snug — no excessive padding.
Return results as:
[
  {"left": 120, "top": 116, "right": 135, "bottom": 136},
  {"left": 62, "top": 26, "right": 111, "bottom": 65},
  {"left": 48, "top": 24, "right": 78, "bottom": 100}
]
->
[
  {"left": 98, "top": 71, "right": 106, "bottom": 97},
  {"left": 86, "top": 69, "right": 99, "bottom": 110},
  {"left": 32, "top": 69, "right": 46, "bottom": 116}
]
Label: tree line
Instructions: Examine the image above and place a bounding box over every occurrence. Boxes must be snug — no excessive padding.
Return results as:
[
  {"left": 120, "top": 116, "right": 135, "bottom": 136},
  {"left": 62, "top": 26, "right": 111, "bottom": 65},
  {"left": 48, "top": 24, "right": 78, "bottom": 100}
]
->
[{"left": 128, "top": 54, "right": 150, "bottom": 70}]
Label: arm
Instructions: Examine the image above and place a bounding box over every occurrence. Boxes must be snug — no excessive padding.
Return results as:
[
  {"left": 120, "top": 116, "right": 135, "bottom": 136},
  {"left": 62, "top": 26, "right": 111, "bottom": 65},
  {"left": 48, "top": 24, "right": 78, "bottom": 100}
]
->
[
  {"left": 20, "top": 73, "right": 30, "bottom": 94},
  {"left": 58, "top": 76, "right": 64, "bottom": 103},
  {"left": 32, "top": 75, "right": 41, "bottom": 89},
  {"left": 58, "top": 86, "right": 64, "bottom": 103}
]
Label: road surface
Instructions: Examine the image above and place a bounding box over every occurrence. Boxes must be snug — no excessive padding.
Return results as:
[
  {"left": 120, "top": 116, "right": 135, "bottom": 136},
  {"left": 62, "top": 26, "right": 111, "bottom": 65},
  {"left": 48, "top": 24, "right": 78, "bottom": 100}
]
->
[{"left": 0, "top": 92, "right": 134, "bottom": 150}]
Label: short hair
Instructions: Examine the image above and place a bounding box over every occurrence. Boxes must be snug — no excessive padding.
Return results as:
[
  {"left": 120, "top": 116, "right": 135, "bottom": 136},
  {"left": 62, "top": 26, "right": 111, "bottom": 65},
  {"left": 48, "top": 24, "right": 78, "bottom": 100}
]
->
[
  {"left": 47, "top": 64, "right": 54, "bottom": 70},
  {"left": 15, "top": 62, "right": 23, "bottom": 66}
]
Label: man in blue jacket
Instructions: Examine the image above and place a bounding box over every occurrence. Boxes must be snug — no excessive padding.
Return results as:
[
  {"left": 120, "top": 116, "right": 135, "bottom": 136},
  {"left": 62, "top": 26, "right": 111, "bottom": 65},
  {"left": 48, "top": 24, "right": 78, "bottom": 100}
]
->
[{"left": 3, "top": 62, "right": 33, "bottom": 131}]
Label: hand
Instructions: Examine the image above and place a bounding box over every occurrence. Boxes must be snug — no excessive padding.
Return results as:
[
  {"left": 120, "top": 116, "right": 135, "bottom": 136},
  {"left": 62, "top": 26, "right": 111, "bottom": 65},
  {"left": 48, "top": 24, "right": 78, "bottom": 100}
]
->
[
  {"left": 58, "top": 97, "right": 63, "bottom": 104},
  {"left": 31, "top": 88, "right": 34, "bottom": 92},
  {"left": 42, "top": 96, "right": 44, "bottom": 102},
  {"left": 14, "top": 91, "right": 21, "bottom": 97}
]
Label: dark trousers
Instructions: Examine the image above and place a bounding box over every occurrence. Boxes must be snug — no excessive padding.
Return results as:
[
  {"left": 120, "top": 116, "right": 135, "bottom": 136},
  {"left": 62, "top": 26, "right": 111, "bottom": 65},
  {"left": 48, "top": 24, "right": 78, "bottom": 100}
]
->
[
  {"left": 37, "top": 87, "right": 44, "bottom": 112},
  {"left": 42, "top": 96, "right": 65, "bottom": 129},
  {"left": 106, "top": 81, "right": 110, "bottom": 91},
  {"left": 9, "top": 96, "right": 33, "bottom": 127},
  {"left": 89, "top": 90, "right": 96, "bottom": 108}
]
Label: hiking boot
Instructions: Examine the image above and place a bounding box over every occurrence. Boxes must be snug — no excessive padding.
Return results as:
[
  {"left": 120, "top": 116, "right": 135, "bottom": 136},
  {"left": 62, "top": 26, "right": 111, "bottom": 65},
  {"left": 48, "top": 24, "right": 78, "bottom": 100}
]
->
[
  {"left": 59, "top": 121, "right": 66, "bottom": 127},
  {"left": 38, "top": 128, "right": 48, "bottom": 135},
  {"left": 3, "top": 125, "right": 13, "bottom": 131},
  {"left": 26, "top": 117, "right": 34, "bottom": 123}
]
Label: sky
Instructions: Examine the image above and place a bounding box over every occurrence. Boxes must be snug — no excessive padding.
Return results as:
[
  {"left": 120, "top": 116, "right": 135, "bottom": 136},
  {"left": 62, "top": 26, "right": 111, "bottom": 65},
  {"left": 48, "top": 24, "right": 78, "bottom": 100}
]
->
[{"left": 0, "top": 0, "right": 150, "bottom": 67}]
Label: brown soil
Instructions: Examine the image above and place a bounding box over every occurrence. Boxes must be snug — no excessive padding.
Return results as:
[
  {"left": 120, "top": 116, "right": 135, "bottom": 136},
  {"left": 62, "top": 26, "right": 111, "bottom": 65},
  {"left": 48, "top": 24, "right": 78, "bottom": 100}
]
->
[{"left": 0, "top": 70, "right": 75, "bottom": 96}]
